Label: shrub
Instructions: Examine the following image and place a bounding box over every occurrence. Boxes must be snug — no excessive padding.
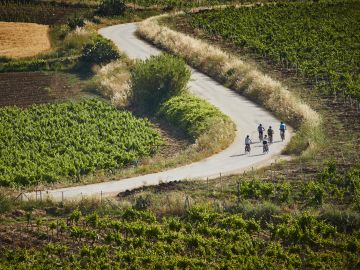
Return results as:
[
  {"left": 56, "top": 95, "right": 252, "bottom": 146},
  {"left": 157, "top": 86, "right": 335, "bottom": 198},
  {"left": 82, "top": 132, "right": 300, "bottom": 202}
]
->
[
  {"left": 158, "top": 94, "right": 230, "bottom": 139},
  {"left": 81, "top": 37, "right": 119, "bottom": 65},
  {"left": 67, "top": 16, "right": 85, "bottom": 30},
  {"left": 97, "top": 0, "right": 126, "bottom": 16},
  {"left": 131, "top": 54, "right": 191, "bottom": 112}
]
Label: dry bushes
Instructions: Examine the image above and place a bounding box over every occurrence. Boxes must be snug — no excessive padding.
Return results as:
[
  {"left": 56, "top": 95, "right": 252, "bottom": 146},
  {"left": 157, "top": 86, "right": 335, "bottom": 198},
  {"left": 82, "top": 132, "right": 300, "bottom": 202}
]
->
[
  {"left": 0, "top": 22, "right": 51, "bottom": 58},
  {"left": 137, "top": 15, "right": 322, "bottom": 154}
]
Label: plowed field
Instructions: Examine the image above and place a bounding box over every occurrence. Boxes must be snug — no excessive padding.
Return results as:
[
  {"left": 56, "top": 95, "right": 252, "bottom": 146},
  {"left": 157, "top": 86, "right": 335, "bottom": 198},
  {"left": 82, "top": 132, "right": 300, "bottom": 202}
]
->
[{"left": 0, "top": 72, "right": 84, "bottom": 107}]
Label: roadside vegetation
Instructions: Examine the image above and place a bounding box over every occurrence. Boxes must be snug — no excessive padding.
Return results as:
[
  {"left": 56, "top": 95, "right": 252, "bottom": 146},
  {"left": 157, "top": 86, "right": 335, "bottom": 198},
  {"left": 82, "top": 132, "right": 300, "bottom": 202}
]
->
[
  {"left": 87, "top": 54, "right": 235, "bottom": 181},
  {"left": 137, "top": 14, "right": 322, "bottom": 155}
]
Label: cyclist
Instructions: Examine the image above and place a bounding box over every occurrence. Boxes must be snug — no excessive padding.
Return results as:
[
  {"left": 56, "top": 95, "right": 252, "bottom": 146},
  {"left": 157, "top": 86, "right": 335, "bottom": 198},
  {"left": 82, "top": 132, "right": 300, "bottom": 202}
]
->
[
  {"left": 258, "top": 124, "right": 265, "bottom": 141},
  {"left": 267, "top": 126, "right": 274, "bottom": 143},
  {"left": 245, "top": 135, "right": 252, "bottom": 154},
  {"left": 263, "top": 135, "right": 269, "bottom": 153},
  {"left": 279, "top": 121, "right": 286, "bottom": 141}
]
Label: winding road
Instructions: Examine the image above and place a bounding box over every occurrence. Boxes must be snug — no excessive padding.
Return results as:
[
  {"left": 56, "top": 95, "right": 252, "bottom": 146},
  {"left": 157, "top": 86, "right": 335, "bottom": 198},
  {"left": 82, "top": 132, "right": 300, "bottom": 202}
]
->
[{"left": 27, "top": 23, "right": 292, "bottom": 201}]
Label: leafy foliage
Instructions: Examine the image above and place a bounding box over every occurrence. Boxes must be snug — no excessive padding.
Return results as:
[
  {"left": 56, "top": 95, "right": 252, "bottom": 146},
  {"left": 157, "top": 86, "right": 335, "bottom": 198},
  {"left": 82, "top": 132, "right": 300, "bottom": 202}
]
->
[
  {"left": 188, "top": 1, "right": 360, "bottom": 100},
  {"left": 67, "top": 16, "right": 85, "bottom": 30},
  {"left": 131, "top": 54, "right": 191, "bottom": 112},
  {"left": 158, "top": 94, "right": 231, "bottom": 140},
  {"left": 0, "top": 98, "right": 162, "bottom": 186},
  {"left": 0, "top": 208, "right": 359, "bottom": 269},
  {"left": 81, "top": 36, "right": 120, "bottom": 65},
  {"left": 97, "top": 0, "right": 126, "bottom": 16}
]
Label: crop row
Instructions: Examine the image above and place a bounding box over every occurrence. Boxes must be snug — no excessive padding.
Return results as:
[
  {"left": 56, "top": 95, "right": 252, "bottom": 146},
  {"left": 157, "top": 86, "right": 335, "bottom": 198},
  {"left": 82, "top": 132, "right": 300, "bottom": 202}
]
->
[
  {"left": 1, "top": 206, "right": 359, "bottom": 269},
  {"left": 188, "top": 1, "right": 360, "bottom": 100},
  {"left": 0, "top": 98, "right": 162, "bottom": 186}
]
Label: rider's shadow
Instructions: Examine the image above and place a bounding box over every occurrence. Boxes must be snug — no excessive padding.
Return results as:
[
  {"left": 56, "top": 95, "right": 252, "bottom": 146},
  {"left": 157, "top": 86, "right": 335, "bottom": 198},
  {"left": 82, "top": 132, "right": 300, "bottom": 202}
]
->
[
  {"left": 230, "top": 154, "right": 246, "bottom": 157},
  {"left": 253, "top": 145, "right": 264, "bottom": 148},
  {"left": 250, "top": 153, "right": 267, "bottom": 157}
]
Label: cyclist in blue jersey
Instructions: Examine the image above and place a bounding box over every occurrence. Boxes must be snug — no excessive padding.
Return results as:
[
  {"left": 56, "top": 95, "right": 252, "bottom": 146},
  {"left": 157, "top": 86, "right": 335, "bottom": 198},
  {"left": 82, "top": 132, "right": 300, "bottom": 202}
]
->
[{"left": 279, "top": 122, "right": 286, "bottom": 141}]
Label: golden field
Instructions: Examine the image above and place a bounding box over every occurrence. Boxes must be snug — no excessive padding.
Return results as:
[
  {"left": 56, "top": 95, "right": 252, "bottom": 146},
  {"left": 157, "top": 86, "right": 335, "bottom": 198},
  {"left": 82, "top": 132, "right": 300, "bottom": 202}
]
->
[{"left": 0, "top": 22, "right": 51, "bottom": 58}]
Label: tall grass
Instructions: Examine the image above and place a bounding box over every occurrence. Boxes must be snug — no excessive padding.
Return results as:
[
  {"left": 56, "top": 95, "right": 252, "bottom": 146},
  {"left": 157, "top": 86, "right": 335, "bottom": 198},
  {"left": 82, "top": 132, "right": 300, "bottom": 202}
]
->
[
  {"left": 91, "top": 57, "right": 133, "bottom": 108},
  {"left": 137, "top": 14, "right": 323, "bottom": 155}
]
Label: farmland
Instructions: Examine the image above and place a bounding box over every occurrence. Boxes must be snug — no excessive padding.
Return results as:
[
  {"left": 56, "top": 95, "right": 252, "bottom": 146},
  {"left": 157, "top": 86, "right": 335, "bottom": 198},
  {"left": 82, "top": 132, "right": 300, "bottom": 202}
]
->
[
  {"left": 0, "top": 22, "right": 51, "bottom": 59},
  {"left": 186, "top": 1, "right": 360, "bottom": 100},
  {"left": 0, "top": 161, "right": 359, "bottom": 269},
  {"left": 0, "top": 72, "right": 86, "bottom": 107},
  {"left": 0, "top": 1, "right": 93, "bottom": 25},
  {"left": 0, "top": 99, "right": 162, "bottom": 186},
  {"left": 1, "top": 0, "right": 360, "bottom": 269}
]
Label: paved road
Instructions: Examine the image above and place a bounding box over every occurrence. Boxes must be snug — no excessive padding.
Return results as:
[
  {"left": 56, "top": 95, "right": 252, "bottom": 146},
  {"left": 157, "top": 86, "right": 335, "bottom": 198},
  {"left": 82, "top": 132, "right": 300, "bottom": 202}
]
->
[{"left": 27, "top": 23, "right": 291, "bottom": 201}]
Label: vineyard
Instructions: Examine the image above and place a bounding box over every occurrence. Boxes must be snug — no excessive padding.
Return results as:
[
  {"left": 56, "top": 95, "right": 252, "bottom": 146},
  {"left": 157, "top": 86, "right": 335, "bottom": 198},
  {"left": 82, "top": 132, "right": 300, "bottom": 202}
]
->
[
  {"left": 1, "top": 162, "right": 360, "bottom": 269},
  {"left": 0, "top": 99, "right": 162, "bottom": 187},
  {"left": 187, "top": 1, "right": 360, "bottom": 100},
  {"left": 0, "top": 1, "right": 93, "bottom": 25}
]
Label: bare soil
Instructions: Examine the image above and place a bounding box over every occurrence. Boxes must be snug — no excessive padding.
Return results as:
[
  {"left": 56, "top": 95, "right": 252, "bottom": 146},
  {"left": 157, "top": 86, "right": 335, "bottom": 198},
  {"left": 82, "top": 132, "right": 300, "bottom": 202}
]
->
[{"left": 0, "top": 72, "right": 86, "bottom": 107}]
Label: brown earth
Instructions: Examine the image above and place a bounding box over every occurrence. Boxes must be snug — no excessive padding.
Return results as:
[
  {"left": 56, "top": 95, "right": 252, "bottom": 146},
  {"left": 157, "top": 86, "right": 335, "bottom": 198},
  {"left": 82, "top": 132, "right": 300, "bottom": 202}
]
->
[
  {"left": 0, "top": 72, "right": 86, "bottom": 107},
  {"left": 0, "top": 22, "right": 51, "bottom": 59}
]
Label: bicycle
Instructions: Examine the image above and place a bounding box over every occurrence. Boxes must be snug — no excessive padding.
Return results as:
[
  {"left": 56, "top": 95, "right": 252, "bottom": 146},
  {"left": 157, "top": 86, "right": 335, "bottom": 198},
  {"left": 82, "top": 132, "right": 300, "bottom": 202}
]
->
[
  {"left": 259, "top": 132, "right": 264, "bottom": 142},
  {"left": 245, "top": 144, "right": 251, "bottom": 154},
  {"left": 263, "top": 143, "right": 269, "bottom": 154},
  {"left": 280, "top": 130, "right": 285, "bottom": 141},
  {"left": 269, "top": 134, "right": 273, "bottom": 144}
]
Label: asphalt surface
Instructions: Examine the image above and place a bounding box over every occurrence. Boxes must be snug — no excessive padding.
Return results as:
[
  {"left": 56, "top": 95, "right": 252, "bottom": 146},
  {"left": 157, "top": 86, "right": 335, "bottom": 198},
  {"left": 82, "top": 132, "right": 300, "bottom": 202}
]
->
[{"left": 26, "top": 23, "right": 292, "bottom": 201}]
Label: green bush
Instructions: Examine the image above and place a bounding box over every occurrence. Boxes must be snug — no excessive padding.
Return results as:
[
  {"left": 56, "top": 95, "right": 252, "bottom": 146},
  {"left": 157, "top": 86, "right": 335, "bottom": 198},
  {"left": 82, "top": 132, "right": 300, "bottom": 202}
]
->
[
  {"left": 67, "top": 16, "right": 85, "bottom": 30},
  {"left": 158, "top": 94, "right": 230, "bottom": 139},
  {"left": 97, "top": 0, "right": 126, "bottom": 16},
  {"left": 131, "top": 54, "right": 191, "bottom": 112},
  {"left": 81, "top": 37, "right": 119, "bottom": 65}
]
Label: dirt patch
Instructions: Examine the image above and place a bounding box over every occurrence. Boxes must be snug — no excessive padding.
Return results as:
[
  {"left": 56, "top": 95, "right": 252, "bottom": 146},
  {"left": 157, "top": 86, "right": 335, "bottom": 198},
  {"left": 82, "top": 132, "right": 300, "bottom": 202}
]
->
[
  {"left": 0, "top": 72, "right": 86, "bottom": 107},
  {"left": 0, "top": 22, "right": 51, "bottom": 59}
]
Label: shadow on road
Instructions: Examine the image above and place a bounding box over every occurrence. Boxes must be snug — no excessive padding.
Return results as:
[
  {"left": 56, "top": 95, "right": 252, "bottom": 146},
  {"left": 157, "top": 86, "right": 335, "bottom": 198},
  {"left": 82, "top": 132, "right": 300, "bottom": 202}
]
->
[{"left": 230, "top": 153, "right": 246, "bottom": 157}]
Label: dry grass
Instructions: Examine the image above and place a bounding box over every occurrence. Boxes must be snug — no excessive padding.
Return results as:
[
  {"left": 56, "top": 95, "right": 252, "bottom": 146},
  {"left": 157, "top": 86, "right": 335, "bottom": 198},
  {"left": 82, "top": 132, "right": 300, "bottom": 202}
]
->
[
  {"left": 0, "top": 22, "right": 51, "bottom": 59},
  {"left": 93, "top": 57, "right": 133, "bottom": 108},
  {"left": 137, "top": 15, "right": 322, "bottom": 155}
]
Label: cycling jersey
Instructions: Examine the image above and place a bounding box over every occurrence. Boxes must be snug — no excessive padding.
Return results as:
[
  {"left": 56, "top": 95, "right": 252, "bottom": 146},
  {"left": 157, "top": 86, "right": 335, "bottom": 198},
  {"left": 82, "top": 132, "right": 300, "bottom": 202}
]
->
[
  {"left": 280, "top": 123, "right": 286, "bottom": 130},
  {"left": 245, "top": 138, "right": 252, "bottom": 145}
]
